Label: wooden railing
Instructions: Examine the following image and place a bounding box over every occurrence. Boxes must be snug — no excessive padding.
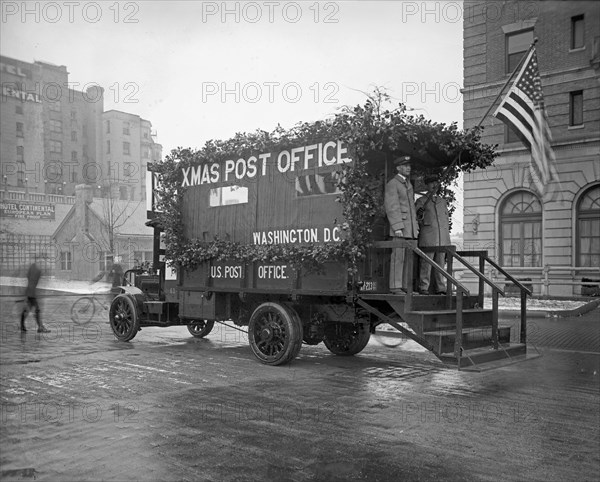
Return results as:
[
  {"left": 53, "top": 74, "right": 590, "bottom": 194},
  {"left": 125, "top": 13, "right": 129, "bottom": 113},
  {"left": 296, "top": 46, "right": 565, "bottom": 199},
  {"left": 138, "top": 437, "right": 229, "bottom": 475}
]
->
[
  {"left": 371, "top": 242, "right": 525, "bottom": 359},
  {"left": 457, "top": 251, "right": 532, "bottom": 344}
]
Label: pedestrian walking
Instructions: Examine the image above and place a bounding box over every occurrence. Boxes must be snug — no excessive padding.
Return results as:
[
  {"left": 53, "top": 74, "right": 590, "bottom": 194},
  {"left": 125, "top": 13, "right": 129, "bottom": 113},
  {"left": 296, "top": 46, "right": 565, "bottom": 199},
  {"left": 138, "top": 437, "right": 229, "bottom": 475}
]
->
[
  {"left": 415, "top": 175, "right": 451, "bottom": 294},
  {"left": 20, "top": 257, "right": 51, "bottom": 333},
  {"left": 384, "top": 156, "right": 419, "bottom": 293}
]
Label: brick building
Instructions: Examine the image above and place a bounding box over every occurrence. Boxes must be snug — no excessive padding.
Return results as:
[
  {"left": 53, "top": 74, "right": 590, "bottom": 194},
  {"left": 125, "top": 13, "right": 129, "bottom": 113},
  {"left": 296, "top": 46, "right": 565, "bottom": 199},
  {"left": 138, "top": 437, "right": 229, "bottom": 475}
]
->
[
  {"left": 462, "top": 0, "right": 600, "bottom": 297},
  {"left": 0, "top": 55, "right": 103, "bottom": 197}
]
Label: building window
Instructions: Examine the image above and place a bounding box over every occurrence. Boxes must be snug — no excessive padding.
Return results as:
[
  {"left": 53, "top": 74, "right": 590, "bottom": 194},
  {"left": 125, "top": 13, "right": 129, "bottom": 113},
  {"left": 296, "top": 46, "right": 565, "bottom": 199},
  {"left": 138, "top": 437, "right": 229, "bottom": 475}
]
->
[
  {"left": 500, "top": 191, "right": 542, "bottom": 267},
  {"left": 99, "top": 252, "right": 112, "bottom": 272},
  {"left": 49, "top": 101, "right": 61, "bottom": 112},
  {"left": 61, "top": 251, "right": 72, "bottom": 270},
  {"left": 50, "top": 140, "right": 62, "bottom": 153},
  {"left": 506, "top": 30, "right": 534, "bottom": 73},
  {"left": 130, "top": 187, "right": 136, "bottom": 200},
  {"left": 123, "top": 142, "right": 130, "bottom": 155},
  {"left": 71, "top": 130, "right": 78, "bottom": 142},
  {"left": 577, "top": 185, "right": 600, "bottom": 267},
  {"left": 71, "top": 171, "right": 77, "bottom": 183},
  {"left": 17, "top": 146, "right": 24, "bottom": 162},
  {"left": 71, "top": 110, "right": 77, "bottom": 120},
  {"left": 17, "top": 169, "right": 25, "bottom": 187},
  {"left": 123, "top": 122, "right": 130, "bottom": 135},
  {"left": 71, "top": 151, "right": 78, "bottom": 162},
  {"left": 106, "top": 120, "right": 110, "bottom": 133},
  {"left": 106, "top": 140, "right": 111, "bottom": 154},
  {"left": 143, "top": 147, "right": 149, "bottom": 158},
  {"left": 571, "top": 15, "right": 584, "bottom": 50},
  {"left": 569, "top": 91, "right": 583, "bottom": 126},
  {"left": 119, "top": 186, "right": 128, "bottom": 200},
  {"left": 50, "top": 120, "right": 62, "bottom": 133},
  {"left": 16, "top": 122, "right": 24, "bottom": 137},
  {"left": 16, "top": 105, "right": 23, "bottom": 115},
  {"left": 143, "top": 130, "right": 149, "bottom": 139}
]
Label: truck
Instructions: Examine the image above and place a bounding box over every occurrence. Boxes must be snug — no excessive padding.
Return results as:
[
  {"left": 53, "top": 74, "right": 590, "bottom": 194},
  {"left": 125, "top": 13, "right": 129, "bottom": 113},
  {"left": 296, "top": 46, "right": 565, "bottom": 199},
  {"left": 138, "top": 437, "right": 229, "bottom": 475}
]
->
[{"left": 108, "top": 100, "right": 533, "bottom": 370}]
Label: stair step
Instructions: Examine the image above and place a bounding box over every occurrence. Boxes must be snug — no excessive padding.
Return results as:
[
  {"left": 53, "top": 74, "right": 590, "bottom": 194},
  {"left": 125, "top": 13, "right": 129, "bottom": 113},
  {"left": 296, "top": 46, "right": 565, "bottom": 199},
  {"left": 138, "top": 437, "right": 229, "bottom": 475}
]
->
[
  {"left": 404, "top": 309, "right": 494, "bottom": 334},
  {"left": 385, "top": 295, "right": 481, "bottom": 312},
  {"left": 439, "top": 343, "right": 528, "bottom": 368},
  {"left": 424, "top": 326, "right": 511, "bottom": 353}
]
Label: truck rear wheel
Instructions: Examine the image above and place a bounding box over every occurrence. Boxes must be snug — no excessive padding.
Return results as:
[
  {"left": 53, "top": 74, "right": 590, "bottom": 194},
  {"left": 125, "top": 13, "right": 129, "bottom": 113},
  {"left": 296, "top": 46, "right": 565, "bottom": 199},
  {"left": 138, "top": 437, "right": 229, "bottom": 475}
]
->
[
  {"left": 323, "top": 322, "right": 371, "bottom": 356},
  {"left": 187, "top": 320, "right": 215, "bottom": 338},
  {"left": 109, "top": 294, "right": 140, "bottom": 342},
  {"left": 248, "top": 302, "right": 302, "bottom": 366}
]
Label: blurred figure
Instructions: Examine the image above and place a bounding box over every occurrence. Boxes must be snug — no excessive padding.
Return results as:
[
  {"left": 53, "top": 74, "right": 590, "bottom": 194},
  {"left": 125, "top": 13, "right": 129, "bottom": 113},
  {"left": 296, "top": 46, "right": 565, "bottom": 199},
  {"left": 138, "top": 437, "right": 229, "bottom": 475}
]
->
[
  {"left": 416, "top": 176, "right": 451, "bottom": 295},
  {"left": 21, "top": 257, "right": 50, "bottom": 333},
  {"left": 109, "top": 256, "right": 124, "bottom": 298}
]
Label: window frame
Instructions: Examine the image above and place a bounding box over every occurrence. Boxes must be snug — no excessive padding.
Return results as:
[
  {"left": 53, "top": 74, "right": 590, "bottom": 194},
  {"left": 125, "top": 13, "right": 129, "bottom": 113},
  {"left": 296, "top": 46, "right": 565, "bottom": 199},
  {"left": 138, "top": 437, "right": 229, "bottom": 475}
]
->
[
  {"left": 505, "top": 29, "right": 534, "bottom": 74},
  {"left": 569, "top": 90, "right": 584, "bottom": 127},
  {"left": 576, "top": 185, "right": 600, "bottom": 267},
  {"left": 571, "top": 14, "right": 585, "bottom": 50},
  {"left": 499, "top": 191, "right": 543, "bottom": 268}
]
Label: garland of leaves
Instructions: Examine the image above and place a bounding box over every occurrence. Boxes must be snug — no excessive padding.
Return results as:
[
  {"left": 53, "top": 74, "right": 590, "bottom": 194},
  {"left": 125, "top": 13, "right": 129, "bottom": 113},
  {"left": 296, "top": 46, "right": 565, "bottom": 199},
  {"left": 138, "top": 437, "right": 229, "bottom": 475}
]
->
[{"left": 152, "top": 89, "right": 497, "bottom": 274}]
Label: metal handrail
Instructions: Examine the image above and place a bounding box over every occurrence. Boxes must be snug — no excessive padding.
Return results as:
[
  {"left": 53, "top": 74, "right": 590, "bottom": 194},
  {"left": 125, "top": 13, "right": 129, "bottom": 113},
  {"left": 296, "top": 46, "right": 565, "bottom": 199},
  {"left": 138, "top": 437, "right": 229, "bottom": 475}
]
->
[
  {"left": 482, "top": 255, "right": 533, "bottom": 296},
  {"left": 449, "top": 251, "right": 505, "bottom": 296},
  {"left": 457, "top": 251, "right": 530, "bottom": 344}
]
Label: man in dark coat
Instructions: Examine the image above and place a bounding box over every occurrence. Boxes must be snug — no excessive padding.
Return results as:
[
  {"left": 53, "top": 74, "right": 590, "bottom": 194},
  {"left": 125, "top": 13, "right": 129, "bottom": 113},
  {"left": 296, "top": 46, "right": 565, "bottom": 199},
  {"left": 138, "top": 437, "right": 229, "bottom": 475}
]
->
[
  {"left": 20, "top": 257, "right": 50, "bottom": 333},
  {"left": 384, "top": 156, "right": 419, "bottom": 293},
  {"left": 415, "top": 176, "right": 451, "bottom": 294}
]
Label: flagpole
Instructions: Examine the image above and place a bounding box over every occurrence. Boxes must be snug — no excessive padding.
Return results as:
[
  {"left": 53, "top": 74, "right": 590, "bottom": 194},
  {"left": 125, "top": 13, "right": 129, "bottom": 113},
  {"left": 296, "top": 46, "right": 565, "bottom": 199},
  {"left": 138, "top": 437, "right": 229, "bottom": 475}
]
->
[{"left": 475, "top": 38, "right": 538, "bottom": 128}]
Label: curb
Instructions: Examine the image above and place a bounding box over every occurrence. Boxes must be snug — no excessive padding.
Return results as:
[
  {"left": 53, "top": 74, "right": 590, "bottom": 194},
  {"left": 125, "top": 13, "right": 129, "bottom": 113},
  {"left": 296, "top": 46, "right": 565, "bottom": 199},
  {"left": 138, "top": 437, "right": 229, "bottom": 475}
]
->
[{"left": 499, "top": 299, "right": 600, "bottom": 319}]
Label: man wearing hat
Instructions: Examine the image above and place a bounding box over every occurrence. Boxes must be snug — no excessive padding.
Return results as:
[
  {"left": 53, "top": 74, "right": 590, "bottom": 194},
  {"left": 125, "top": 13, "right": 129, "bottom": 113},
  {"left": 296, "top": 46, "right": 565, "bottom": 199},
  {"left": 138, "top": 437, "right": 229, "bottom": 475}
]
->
[
  {"left": 415, "top": 175, "right": 451, "bottom": 294},
  {"left": 384, "top": 156, "right": 419, "bottom": 293}
]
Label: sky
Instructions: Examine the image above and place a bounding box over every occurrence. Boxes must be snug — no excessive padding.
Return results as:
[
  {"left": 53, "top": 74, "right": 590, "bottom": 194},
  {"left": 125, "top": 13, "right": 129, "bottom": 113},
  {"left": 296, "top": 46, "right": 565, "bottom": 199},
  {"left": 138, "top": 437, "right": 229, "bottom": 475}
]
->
[{"left": 1, "top": 0, "right": 467, "bottom": 231}]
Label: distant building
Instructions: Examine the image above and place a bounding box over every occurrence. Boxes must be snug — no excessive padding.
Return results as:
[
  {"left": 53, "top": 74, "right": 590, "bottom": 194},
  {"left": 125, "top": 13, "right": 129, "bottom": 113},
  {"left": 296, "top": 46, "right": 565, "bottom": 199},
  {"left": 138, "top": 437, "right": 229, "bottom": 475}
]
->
[
  {"left": 102, "top": 110, "right": 162, "bottom": 202},
  {"left": 0, "top": 55, "right": 103, "bottom": 197},
  {"left": 52, "top": 185, "right": 153, "bottom": 281},
  {"left": 462, "top": 0, "right": 600, "bottom": 297},
  {"left": 1, "top": 56, "right": 162, "bottom": 279}
]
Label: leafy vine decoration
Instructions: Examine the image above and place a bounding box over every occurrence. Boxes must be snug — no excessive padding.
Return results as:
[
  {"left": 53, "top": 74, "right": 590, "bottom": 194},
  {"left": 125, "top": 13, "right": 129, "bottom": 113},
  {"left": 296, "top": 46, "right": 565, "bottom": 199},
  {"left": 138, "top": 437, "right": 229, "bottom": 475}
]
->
[{"left": 151, "top": 89, "right": 497, "bottom": 275}]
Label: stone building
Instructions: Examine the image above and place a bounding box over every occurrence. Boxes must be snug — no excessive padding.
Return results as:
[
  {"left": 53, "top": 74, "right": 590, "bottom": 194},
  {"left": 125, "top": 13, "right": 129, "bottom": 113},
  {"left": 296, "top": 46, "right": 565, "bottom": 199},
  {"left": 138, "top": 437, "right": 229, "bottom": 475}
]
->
[
  {"left": 102, "top": 110, "right": 162, "bottom": 202},
  {"left": 462, "top": 0, "right": 600, "bottom": 297}
]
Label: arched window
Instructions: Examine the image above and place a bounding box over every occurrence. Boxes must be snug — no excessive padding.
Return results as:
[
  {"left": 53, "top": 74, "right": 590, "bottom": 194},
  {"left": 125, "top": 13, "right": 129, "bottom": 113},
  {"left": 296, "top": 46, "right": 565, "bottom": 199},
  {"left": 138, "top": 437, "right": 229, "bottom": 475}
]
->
[
  {"left": 577, "top": 185, "right": 600, "bottom": 267},
  {"left": 500, "top": 191, "right": 542, "bottom": 267}
]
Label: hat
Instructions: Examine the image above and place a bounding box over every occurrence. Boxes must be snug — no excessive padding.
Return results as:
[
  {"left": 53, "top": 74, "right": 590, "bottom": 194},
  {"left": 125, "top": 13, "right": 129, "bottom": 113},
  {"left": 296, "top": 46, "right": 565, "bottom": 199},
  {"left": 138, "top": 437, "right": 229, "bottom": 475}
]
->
[
  {"left": 423, "top": 175, "right": 439, "bottom": 184},
  {"left": 393, "top": 156, "right": 411, "bottom": 166}
]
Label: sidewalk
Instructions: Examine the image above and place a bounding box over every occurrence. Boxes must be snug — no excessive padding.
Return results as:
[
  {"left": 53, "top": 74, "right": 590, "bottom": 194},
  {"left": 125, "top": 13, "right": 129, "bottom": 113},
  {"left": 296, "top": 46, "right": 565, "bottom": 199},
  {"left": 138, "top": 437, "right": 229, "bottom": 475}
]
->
[{"left": 0, "top": 276, "right": 112, "bottom": 296}]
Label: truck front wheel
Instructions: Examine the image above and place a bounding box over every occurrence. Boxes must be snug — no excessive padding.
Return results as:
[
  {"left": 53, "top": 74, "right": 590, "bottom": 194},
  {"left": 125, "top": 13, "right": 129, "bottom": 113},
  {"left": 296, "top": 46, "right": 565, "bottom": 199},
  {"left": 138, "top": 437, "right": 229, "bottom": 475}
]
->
[
  {"left": 323, "top": 322, "right": 370, "bottom": 356},
  {"left": 187, "top": 320, "right": 215, "bottom": 338},
  {"left": 248, "top": 302, "right": 302, "bottom": 366},
  {"left": 109, "top": 294, "right": 140, "bottom": 342}
]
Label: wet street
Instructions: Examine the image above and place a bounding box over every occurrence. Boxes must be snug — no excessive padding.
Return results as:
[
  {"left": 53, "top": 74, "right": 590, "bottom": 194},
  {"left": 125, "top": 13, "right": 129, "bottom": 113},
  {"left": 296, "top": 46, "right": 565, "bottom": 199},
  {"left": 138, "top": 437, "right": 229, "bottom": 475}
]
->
[{"left": 1, "top": 290, "right": 599, "bottom": 481}]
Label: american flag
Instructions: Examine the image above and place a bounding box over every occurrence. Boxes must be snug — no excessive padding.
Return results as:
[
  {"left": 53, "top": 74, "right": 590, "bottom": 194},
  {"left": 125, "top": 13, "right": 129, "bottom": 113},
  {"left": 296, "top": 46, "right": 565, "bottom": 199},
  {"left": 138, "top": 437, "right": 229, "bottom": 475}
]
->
[{"left": 494, "top": 47, "right": 560, "bottom": 199}]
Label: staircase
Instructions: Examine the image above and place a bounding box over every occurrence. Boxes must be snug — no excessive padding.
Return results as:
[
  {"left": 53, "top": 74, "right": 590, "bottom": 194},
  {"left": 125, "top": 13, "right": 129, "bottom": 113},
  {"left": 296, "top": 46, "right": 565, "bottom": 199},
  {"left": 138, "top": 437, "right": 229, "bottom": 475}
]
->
[{"left": 358, "top": 244, "right": 535, "bottom": 370}]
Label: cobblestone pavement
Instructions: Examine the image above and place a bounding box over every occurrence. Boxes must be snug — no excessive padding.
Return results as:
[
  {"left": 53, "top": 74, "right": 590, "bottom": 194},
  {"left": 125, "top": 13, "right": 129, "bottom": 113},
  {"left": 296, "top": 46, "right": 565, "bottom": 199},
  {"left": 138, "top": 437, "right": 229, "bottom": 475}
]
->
[{"left": 0, "top": 290, "right": 598, "bottom": 481}]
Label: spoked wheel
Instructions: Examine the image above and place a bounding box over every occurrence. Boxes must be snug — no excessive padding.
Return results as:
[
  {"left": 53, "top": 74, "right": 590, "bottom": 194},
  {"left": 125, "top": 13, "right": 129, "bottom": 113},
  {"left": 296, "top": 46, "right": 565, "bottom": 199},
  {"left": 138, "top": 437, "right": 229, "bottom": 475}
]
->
[
  {"left": 71, "top": 297, "right": 95, "bottom": 324},
  {"left": 109, "top": 294, "right": 140, "bottom": 342},
  {"left": 187, "top": 320, "right": 215, "bottom": 338},
  {"left": 323, "top": 322, "right": 371, "bottom": 356},
  {"left": 248, "top": 302, "right": 302, "bottom": 366}
]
